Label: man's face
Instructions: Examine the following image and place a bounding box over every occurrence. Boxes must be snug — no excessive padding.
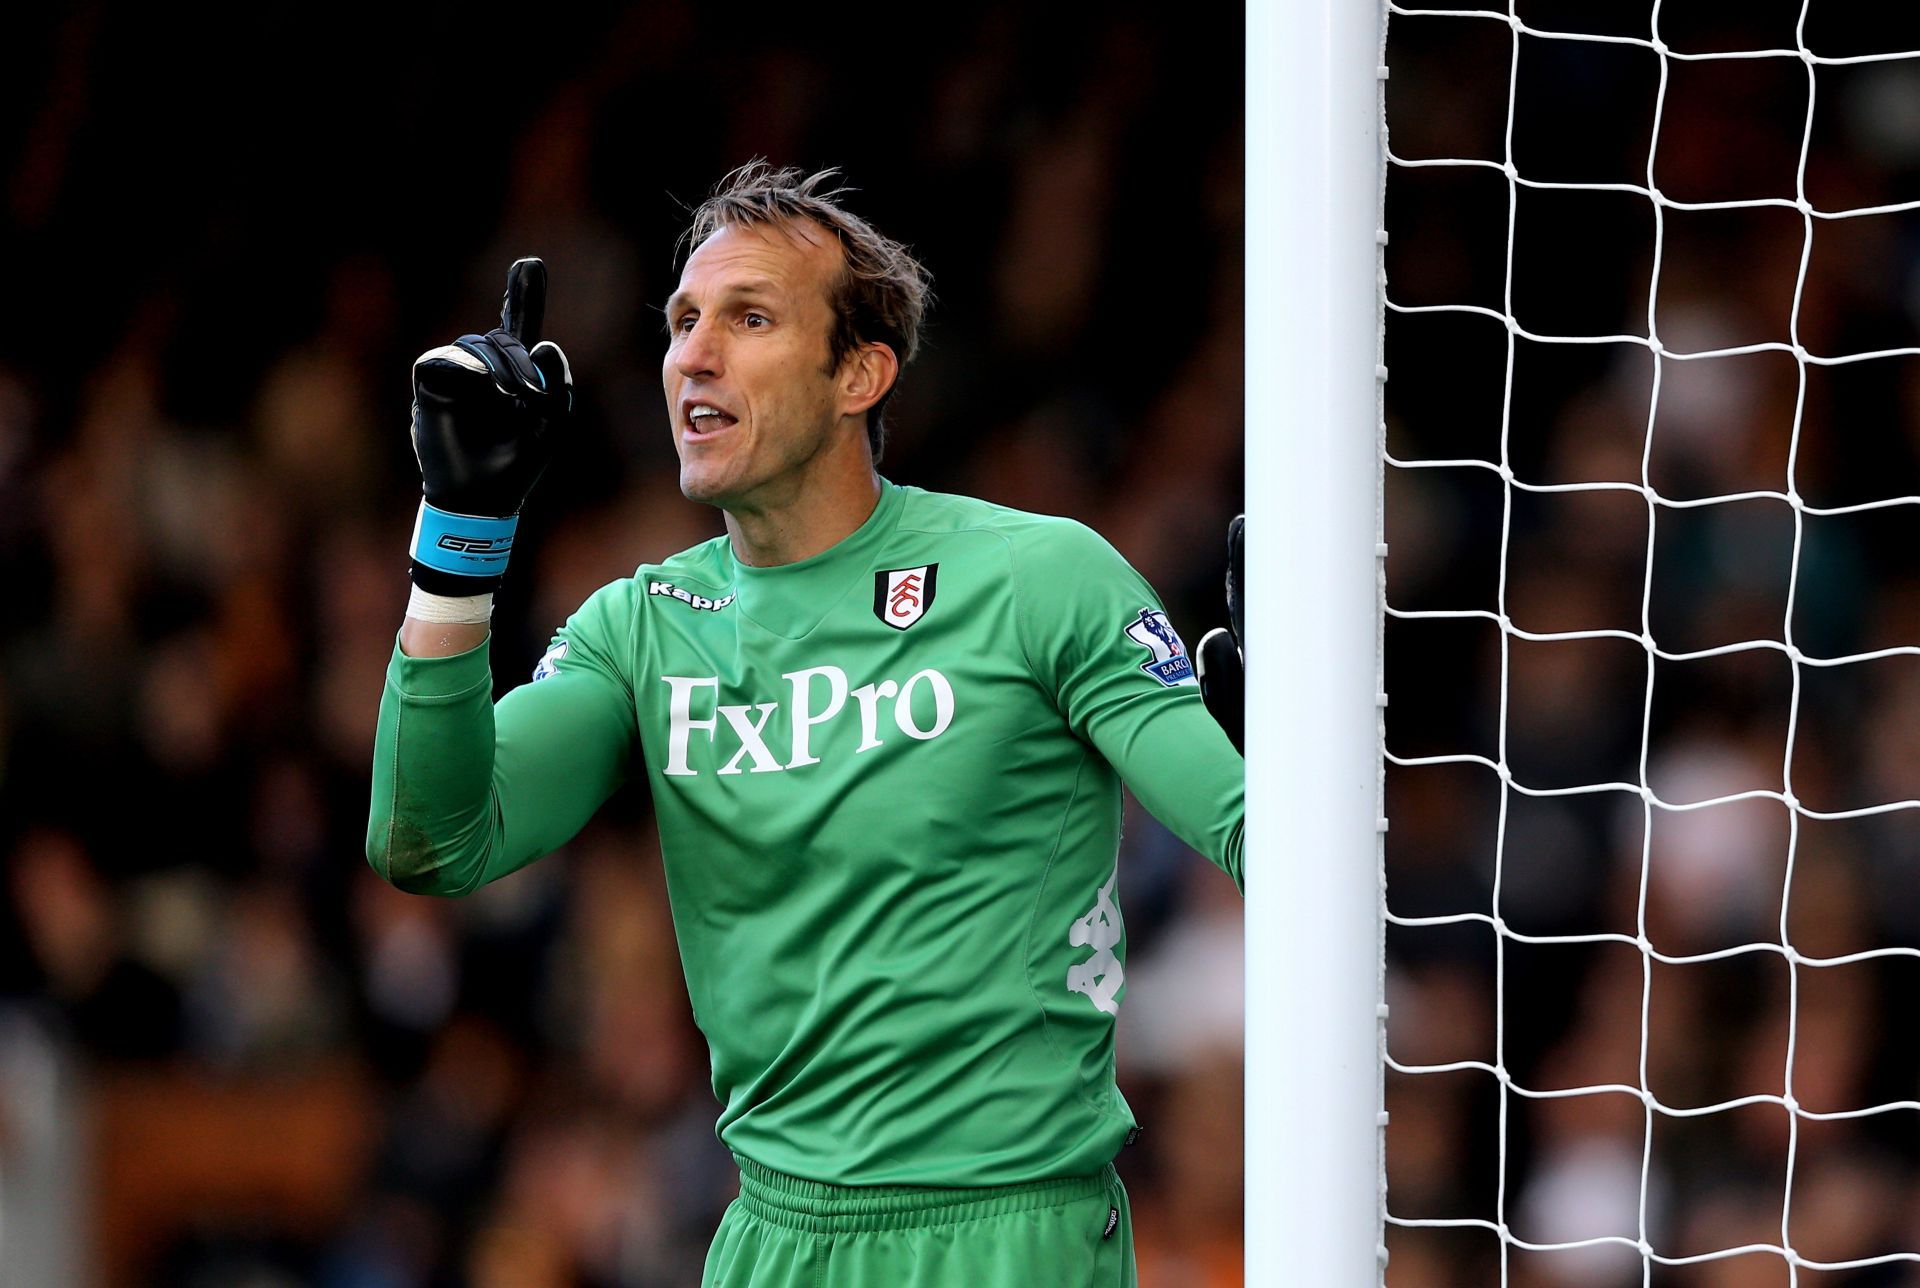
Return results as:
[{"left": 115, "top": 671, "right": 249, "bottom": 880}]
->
[{"left": 662, "top": 221, "right": 850, "bottom": 510}]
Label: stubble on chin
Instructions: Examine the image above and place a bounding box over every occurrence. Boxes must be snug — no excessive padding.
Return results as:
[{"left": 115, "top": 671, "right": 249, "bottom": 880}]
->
[
  {"left": 678, "top": 467, "right": 720, "bottom": 506},
  {"left": 678, "top": 456, "right": 743, "bottom": 508}
]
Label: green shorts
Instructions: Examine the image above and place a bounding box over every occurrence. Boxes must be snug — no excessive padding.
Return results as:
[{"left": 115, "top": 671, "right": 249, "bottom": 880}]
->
[{"left": 701, "top": 1156, "right": 1137, "bottom": 1288}]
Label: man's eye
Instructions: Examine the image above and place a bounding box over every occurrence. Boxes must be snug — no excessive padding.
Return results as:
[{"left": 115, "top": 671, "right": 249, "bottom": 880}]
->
[
  {"left": 743, "top": 313, "right": 769, "bottom": 328},
  {"left": 673, "top": 314, "right": 697, "bottom": 334}
]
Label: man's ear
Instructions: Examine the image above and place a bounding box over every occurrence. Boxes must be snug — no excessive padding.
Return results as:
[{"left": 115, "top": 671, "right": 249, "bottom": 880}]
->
[{"left": 839, "top": 341, "right": 899, "bottom": 418}]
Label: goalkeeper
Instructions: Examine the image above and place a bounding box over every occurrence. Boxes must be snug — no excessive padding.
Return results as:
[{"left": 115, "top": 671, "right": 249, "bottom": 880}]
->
[{"left": 368, "top": 164, "right": 1245, "bottom": 1287}]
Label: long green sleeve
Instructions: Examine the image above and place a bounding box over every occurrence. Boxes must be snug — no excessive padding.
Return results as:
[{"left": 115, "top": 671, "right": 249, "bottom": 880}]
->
[
  {"left": 1010, "top": 518, "right": 1246, "bottom": 890},
  {"left": 365, "top": 584, "right": 639, "bottom": 895}
]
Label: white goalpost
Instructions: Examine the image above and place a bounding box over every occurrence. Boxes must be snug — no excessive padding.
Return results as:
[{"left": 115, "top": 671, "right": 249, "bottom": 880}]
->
[
  {"left": 1356, "top": 1, "right": 1920, "bottom": 1285},
  {"left": 1245, "top": 1, "right": 1388, "bottom": 1284}
]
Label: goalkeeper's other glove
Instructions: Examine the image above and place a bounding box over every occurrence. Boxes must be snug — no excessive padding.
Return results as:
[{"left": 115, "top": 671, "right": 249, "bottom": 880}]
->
[
  {"left": 1196, "top": 514, "right": 1244, "bottom": 755},
  {"left": 408, "top": 257, "right": 573, "bottom": 596}
]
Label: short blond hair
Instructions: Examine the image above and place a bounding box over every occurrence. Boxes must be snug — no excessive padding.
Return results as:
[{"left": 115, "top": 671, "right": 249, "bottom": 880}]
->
[{"left": 681, "top": 162, "right": 931, "bottom": 459}]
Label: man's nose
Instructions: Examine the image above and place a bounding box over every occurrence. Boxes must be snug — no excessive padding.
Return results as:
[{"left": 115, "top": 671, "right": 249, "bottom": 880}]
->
[{"left": 673, "top": 320, "right": 722, "bottom": 379}]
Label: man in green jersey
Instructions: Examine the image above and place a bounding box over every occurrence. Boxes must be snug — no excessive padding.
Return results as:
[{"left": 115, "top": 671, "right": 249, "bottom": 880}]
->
[{"left": 369, "top": 164, "right": 1245, "bottom": 1286}]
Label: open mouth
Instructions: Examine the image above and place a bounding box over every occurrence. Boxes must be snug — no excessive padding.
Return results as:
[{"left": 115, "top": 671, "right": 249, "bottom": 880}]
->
[{"left": 684, "top": 402, "right": 739, "bottom": 440}]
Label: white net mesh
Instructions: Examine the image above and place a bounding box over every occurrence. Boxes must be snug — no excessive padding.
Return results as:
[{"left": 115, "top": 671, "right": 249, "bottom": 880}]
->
[{"left": 1382, "top": 2, "right": 1920, "bottom": 1281}]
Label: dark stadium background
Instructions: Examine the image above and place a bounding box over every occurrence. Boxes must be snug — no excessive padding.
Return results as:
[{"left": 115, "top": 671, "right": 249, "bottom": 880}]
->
[{"left": 0, "top": 4, "right": 1246, "bottom": 1285}]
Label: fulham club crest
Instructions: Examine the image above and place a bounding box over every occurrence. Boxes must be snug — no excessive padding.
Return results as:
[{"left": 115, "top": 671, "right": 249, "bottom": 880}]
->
[{"left": 874, "top": 564, "right": 938, "bottom": 630}]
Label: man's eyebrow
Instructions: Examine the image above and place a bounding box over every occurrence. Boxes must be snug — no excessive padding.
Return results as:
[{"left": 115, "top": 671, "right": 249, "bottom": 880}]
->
[{"left": 664, "top": 279, "right": 783, "bottom": 317}]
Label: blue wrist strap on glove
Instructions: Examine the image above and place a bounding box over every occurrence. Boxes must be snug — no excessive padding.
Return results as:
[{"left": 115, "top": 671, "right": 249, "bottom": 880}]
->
[{"left": 410, "top": 501, "right": 519, "bottom": 580}]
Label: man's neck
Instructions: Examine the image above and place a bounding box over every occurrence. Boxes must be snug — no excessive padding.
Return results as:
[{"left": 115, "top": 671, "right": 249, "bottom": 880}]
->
[{"left": 724, "top": 463, "right": 883, "bottom": 568}]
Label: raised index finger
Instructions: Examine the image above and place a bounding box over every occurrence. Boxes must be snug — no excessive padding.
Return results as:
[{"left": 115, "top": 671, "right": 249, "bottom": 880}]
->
[{"left": 501, "top": 258, "right": 547, "bottom": 345}]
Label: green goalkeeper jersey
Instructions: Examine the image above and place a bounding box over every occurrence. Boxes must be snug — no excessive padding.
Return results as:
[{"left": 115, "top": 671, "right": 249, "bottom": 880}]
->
[{"left": 368, "top": 479, "right": 1244, "bottom": 1186}]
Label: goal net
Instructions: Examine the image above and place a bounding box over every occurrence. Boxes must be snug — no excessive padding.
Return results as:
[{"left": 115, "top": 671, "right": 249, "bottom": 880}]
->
[{"left": 1382, "top": 2, "right": 1920, "bottom": 1284}]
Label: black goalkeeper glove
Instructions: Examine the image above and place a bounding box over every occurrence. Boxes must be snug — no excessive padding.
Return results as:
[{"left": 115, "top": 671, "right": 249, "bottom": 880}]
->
[
  {"left": 408, "top": 257, "right": 573, "bottom": 596},
  {"left": 1196, "top": 514, "right": 1244, "bottom": 754}
]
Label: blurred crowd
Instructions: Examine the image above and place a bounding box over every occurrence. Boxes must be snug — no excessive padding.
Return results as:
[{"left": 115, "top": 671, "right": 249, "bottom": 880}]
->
[
  {"left": 1384, "top": 3, "right": 1920, "bottom": 1286},
  {"left": 0, "top": 5, "right": 1244, "bottom": 1286}
]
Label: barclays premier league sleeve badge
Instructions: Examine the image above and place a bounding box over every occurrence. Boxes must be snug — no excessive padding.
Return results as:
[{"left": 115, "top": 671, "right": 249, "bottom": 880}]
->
[
  {"left": 1124, "top": 608, "right": 1196, "bottom": 687},
  {"left": 532, "top": 640, "right": 569, "bottom": 681}
]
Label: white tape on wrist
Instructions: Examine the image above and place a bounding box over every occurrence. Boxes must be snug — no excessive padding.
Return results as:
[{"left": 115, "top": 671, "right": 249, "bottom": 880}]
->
[{"left": 407, "top": 584, "right": 494, "bottom": 625}]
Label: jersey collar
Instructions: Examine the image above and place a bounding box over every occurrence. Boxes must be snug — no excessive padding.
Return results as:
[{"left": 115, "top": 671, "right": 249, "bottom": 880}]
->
[{"left": 727, "top": 478, "right": 907, "bottom": 639}]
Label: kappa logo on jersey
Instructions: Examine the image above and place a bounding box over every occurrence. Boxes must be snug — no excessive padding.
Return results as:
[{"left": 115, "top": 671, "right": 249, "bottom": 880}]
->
[
  {"left": 531, "top": 640, "right": 569, "bottom": 681},
  {"left": 649, "top": 580, "right": 735, "bottom": 612},
  {"left": 1124, "top": 608, "right": 1196, "bottom": 687},
  {"left": 1066, "top": 865, "right": 1124, "bottom": 1015},
  {"left": 660, "top": 664, "right": 956, "bottom": 776},
  {"left": 873, "top": 564, "right": 938, "bottom": 630}
]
